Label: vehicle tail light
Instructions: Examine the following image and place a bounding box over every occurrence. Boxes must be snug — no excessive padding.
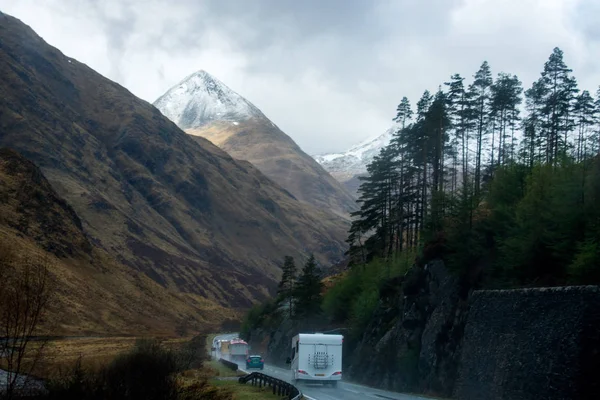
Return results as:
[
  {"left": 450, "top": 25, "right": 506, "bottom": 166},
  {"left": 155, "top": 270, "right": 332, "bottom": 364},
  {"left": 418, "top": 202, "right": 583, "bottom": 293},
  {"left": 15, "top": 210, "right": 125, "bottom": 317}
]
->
[
  {"left": 247, "top": 358, "right": 251, "bottom": 362},
  {"left": 260, "top": 359, "right": 264, "bottom": 363},
  {"left": 298, "top": 370, "right": 308, "bottom": 375},
  {"left": 332, "top": 371, "right": 342, "bottom": 376}
]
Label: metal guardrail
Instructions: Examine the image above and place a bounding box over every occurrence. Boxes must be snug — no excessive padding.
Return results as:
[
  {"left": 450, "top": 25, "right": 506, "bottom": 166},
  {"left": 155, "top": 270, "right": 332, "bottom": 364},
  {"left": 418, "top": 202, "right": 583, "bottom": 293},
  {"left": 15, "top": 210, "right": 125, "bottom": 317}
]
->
[
  {"left": 218, "top": 357, "right": 239, "bottom": 371},
  {"left": 238, "top": 372, "right": 302, "bottom": 400}
]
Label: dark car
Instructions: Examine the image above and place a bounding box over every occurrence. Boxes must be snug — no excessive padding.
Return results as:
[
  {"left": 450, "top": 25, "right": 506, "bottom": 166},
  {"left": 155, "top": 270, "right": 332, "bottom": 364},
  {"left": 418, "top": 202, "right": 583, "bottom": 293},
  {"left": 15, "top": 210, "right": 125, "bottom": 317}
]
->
[{"left": 246, "top": 355, "right": 264, "bottom": 370}]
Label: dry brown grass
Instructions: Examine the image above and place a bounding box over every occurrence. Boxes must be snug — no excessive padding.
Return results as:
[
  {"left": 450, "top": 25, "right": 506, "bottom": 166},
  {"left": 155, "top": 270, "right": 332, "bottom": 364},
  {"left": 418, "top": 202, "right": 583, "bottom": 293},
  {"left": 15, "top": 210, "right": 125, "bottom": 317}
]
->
[
  {"left": 178, "top": 366, "right": 281, "bottom": 400},
  {"left": 187, "top": 119, "right": 357, "bottom": 219},
  {"left": 0, "top": 146, "right": 239, "bottom": 337},
  {"left": 1, "top": 336, "right": 199, "bottom": 380},
  {"left": 203, "top": 360, "right": 246, "bottom": 378},
  {"left": 208, "top": 379, "right": 282, "bottom": 400}
]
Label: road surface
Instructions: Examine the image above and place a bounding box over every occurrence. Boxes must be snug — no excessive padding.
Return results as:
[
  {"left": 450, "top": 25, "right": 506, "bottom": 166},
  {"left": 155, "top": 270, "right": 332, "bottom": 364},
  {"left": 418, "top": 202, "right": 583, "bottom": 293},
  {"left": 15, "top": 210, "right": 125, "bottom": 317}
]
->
[{"left": 213, "top": 333, "right": 436, "bottom": 400}]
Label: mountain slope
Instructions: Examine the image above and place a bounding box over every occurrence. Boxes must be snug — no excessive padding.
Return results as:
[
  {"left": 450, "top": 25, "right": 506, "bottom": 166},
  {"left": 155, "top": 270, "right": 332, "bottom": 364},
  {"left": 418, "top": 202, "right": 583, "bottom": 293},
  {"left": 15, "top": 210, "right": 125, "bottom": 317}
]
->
[
  {"left": 0, "top": 147, "right": 235, "bottom": 335},
  {"left": 154, "top": 71, "right": 357, "bottom": 217},
  {"left": 0, "top": 12, "right": 347, "bottom": 323},
  {"left": 313, "top": 123, "right": 399, "bottom": 188}
]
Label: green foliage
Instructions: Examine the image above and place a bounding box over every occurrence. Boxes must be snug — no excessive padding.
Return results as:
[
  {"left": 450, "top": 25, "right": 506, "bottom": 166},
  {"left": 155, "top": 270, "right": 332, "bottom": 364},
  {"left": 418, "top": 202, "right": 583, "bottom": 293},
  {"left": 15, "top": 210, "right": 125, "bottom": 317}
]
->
[
  {"left": 345, "top": 46, "right": 599, "bottom": 292},
  {"left": 568, "top": 240, "right": 600, "bottom": 283},
  {"left": 276, "top": 256, "right": 297, "bottom": 318},
  {"left": 240, "top": 300, "right": 281, "bottom": 340},
  {"left": 322, "top": 254, "right": 414, "bottom": 333},
  {"left": 321, "top": 270, "right": 362, "bottom": 323},
  {"left": 349, "top": 286, "right": 379, "bottom": 335},
  {"left": 440, "top": 158, "right": 600, "bottom": 288},
  {"left": 293, "top": 254, "right": 323, "bottom": 320}
]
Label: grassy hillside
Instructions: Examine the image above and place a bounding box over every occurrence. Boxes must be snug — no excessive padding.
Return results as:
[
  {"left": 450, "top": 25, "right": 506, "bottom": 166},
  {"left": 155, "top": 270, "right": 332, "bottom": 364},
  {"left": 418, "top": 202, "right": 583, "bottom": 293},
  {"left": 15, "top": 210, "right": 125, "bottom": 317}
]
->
[
  {"left": 0, "top": 147, "right": 237, "bottom": 335},
  {"left": 187, "top": 119, "right": 357, "bottom": 219}
]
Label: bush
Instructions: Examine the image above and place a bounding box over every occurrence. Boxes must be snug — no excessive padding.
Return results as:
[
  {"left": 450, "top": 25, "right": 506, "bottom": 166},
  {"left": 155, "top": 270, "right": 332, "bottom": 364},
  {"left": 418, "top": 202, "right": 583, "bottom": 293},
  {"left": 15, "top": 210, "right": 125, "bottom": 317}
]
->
[
  {"left": 240, "top": 299, "right": 281, "bottom": 340},
  {"left": 322, "top": 254, "right": 414, "bottom": 329},
  {"left": 175, "top": 334, "right": 207, "bottom": 371},
  {"left": 44, "top": 337, "right": 208, "bottom": 400},
  {"left": 349, "top": 286, "right": 379, "bottom": 335}
]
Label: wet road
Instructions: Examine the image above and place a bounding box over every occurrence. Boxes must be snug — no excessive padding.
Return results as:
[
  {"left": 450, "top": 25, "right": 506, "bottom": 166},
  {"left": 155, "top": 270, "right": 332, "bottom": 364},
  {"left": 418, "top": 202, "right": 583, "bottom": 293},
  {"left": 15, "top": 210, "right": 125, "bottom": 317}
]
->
[{"left": 213, "top": 333, "right": 436, "bottom": 400}]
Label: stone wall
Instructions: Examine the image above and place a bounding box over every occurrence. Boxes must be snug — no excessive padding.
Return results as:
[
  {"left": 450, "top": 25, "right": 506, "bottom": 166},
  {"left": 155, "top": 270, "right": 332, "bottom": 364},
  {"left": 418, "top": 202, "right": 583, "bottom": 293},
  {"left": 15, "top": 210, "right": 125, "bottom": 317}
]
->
[{"left": 454, "top": 286, "right": 600, "bottom": 400}]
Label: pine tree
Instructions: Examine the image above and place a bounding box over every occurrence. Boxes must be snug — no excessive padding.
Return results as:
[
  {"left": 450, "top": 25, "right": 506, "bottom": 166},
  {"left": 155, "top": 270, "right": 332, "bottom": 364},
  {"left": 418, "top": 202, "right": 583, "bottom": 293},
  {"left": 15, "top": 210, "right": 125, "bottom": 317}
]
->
[
  {"left": 415, "top": 91, "right": 433, "bottom": 239},
  {"left": 445, "top": 73, "right": 473, "bottom": 194},
  {"left": 392, "top": 125, "right": 421, "bottom": 248},
  {"left": 416, "top": 90, "right": 433, "bottom": 122},
  {"left": 539, "top": 47, "right": 578, "bottom": 163},
  {"left": 574, "top": 90, "right": 596, "bottom": 162},
  {"left": 393, "top": 97, "right": 413, "bottom": 129},
  {"left": 294, "top": 255, "right": 323, "bottom": 320},
  {"left": 427, "top": 89, "right": 451, "bottom": 194},
  {"left": 593, "top": 87, "right": 600, "bottom": 155},
  {"left": 277, "top": 256, "right": 297, "bottom": 318},
  {"left": 470, "top": 61, "right": 493, "bottom": 196},
  {"left": 490, "top": 73, "right": 523, "bottom": 168},
  {"left": 349, "top": 146, "right": 398, "bottom": 261},
  {"left": 523, "top": 79, "right": 548, "bottom": 169},
  {"left": 390, "top": 97, "right": 414, "bottom": 251}
]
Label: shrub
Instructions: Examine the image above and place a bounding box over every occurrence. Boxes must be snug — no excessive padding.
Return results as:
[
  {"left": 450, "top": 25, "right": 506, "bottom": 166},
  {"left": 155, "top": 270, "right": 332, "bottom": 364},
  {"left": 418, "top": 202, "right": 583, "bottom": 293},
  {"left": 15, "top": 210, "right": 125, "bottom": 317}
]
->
[
  {"left": 175, "top": 334, "right": 207, "bottom": 371},
  {"left": 44, "top": 337, "right": 209, "bottom": 400},
  {"left": 322, "top": 253, "right": 414, "bottom": 328},
  {"left": 240, "top": 299, "right": 281, "bottom": 340}
]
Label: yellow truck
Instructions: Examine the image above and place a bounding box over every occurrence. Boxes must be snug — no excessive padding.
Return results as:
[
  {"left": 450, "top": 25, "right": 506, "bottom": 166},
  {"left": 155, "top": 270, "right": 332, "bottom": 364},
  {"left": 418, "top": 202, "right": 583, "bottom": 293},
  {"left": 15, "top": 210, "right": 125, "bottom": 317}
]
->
[{"left": 219, "top": 340, "right": 230, "bottom": 355}]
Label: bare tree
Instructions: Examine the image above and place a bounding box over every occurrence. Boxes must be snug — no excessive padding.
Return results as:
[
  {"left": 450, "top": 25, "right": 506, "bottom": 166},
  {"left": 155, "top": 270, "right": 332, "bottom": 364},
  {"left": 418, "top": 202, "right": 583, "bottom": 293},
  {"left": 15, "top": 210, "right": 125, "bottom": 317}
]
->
[{"left": 0, "top": 245, "right": 54, "bottom": 399}]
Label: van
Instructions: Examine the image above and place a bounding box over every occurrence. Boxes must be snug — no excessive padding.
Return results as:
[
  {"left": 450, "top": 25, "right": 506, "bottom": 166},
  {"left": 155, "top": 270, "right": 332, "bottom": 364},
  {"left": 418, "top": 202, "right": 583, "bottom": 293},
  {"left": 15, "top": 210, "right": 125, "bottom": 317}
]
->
[{"left": 287, "top": 333, "right": 343, "bottom": 387}]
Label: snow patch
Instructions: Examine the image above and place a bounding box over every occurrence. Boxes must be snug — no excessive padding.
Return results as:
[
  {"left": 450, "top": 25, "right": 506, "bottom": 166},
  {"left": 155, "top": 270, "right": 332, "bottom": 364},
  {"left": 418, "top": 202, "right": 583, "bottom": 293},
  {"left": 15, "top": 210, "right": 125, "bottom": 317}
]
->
[
  {"left": 313, "top": 122, "right": 400, "bottom": 178},
  {"left": 153, "top": 70, "right": 264, "bottom": 129}
]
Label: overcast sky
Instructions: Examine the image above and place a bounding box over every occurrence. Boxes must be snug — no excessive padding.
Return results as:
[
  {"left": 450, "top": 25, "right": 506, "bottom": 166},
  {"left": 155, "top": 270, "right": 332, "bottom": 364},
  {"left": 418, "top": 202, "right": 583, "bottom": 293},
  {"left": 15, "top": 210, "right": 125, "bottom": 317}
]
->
[{"left": 2, "top": 0, "right": 599, "bottom": 154}]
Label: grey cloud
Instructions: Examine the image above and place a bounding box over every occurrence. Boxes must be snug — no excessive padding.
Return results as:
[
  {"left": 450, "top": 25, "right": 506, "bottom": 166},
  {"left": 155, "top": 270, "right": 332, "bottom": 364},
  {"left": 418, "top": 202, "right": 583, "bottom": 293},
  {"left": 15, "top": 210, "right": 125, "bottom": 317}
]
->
[
  {"left": 2, "top": 0, "right": 600, "bottom": 154},
  {"left": 91, "top": 2, "right": 136, "bottom": 82}
]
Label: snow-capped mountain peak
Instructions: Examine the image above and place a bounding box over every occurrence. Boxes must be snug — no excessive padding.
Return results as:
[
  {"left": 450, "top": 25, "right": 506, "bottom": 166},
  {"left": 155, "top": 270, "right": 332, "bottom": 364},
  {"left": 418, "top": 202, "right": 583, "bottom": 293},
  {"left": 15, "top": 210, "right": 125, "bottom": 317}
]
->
[
  {"left": 153, "top": 70, "right": 265, "bottom": 129},
  {"left": 313, "top": 122, "right": 400, "bottom": 181}
]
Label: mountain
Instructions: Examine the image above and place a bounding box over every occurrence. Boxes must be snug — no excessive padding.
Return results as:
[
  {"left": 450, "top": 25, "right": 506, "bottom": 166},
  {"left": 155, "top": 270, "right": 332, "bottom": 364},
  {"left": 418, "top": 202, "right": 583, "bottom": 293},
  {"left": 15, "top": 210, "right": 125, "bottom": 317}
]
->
[
  {"left": 313, "top": 123, "right": 399, "bottom": 193},
  {"left": 154, "top": 71, "right": 357, "bottom": 217},
  {"left": 0, "top": 12, "right": 348, "bottom": 332},
  {"left": 0, "top": 147, "right": 236, "bottom": 335},
  {"left": 154, "top": 70, "right": 265, "bottom": 128}
]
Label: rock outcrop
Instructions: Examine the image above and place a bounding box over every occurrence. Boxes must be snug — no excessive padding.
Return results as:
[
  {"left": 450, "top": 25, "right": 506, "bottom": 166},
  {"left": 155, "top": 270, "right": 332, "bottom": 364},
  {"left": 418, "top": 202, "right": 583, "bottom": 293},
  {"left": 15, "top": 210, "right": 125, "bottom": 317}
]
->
[{"left": 346, "top": 260, "right": 467, "bottom": 396}]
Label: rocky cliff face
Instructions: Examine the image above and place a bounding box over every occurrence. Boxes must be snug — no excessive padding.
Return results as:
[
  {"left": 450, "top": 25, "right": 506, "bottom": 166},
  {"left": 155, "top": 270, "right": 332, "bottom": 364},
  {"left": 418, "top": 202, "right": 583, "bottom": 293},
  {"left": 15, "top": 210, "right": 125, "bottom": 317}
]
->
[
  {"left": 346, "top": 259, "right": 467, "bottom": 396},
  {"left": 246, "top": 260, "right": 467, "bottom": 396}
]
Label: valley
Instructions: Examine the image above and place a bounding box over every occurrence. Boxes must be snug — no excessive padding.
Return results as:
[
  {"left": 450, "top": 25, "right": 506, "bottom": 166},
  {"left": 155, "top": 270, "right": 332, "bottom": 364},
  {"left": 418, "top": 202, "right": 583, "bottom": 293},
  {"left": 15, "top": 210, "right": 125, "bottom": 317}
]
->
[{"left": 1, "top": 3, "right": 599, "bottom": 400}]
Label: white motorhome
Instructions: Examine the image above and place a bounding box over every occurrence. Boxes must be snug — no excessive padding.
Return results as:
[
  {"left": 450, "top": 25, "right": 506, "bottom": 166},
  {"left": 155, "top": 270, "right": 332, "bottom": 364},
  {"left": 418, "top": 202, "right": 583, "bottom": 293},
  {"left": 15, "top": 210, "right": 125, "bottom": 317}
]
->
[
  {"left": 288, "top": 333, "right": 343, "bottom": 387},
  {"left": 229, "top": 338, "right": 249, "bottom": 361}
]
